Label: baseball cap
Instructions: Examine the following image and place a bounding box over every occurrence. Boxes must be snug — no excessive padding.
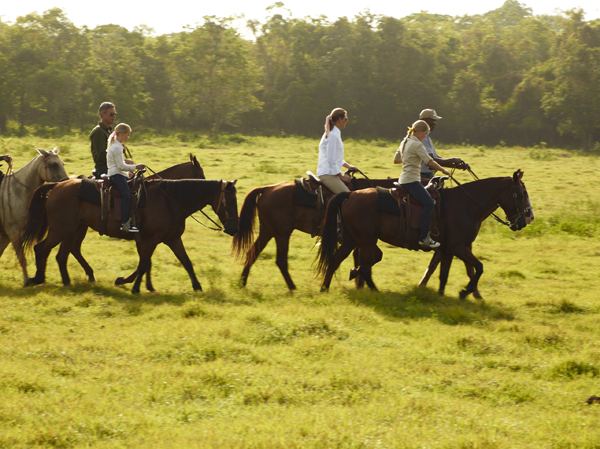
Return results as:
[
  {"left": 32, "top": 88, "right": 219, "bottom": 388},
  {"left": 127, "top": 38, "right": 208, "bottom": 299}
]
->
[{"left": 419, "top": 109, "right": 442, "bottom": 120}]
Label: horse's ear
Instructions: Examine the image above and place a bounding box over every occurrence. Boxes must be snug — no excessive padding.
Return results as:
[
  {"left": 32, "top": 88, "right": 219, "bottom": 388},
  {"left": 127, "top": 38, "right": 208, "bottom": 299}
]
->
[
  {"left": 513, "top": 170, "right": 523, "bottom": 183},
  {"left": 227, "top": 180, "right": 237, "bottom": 187},
  {"left": 189, "top": 153, "right": 193, "bottom": 162},
  {"left": 52, "top": 146, "right": 59, "bottom": 154},
  {"left": 36, "top": 147, "right": 48, "bottom": 157}
]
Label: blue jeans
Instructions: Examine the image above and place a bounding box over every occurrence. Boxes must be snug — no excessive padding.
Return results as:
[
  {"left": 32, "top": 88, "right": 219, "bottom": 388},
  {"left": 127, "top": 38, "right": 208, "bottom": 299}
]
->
[
  {"left": 109, "top": 174, "right": 131, "bottom": 226},
  {"left": 401, "top": 181, "right": 435, "bottom": 241}
]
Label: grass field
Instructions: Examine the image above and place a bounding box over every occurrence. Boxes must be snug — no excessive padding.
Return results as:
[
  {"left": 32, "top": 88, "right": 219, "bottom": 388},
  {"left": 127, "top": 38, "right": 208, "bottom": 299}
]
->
[{"left": 0, "top": 132, "right": 600, "bottom": 448}]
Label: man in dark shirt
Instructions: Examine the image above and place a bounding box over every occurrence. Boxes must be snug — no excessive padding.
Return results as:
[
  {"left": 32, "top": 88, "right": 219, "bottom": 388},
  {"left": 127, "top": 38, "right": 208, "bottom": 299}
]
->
[{"left": 89, "top": 102, "right": 116, "bottom": 178}]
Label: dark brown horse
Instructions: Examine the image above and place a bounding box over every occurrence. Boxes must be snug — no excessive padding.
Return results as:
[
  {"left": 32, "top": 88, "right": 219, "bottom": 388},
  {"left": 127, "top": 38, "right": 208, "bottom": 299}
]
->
[
  {"left": 232, "top": 176, "right": 397, "bottom": 289},
  {"left": 56, "top": 154, "right": 206, "bottom": 288},
  {"left": 19, "top": 178, "right": 238, "bottom": 293},
  {"left": 316, "top": 170, "right": 534, "bottom": 298}
]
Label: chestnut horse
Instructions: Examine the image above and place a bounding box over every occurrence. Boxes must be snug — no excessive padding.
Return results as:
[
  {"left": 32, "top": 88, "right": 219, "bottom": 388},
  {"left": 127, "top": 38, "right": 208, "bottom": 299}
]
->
[
  {"left": 55, "top": 154, "right": 205, "bottom": 288},
  {"left": 19, "top": 179, "right": 238, "bottom": 293},
  {"left": 232, "top": 176, "right": 397, "bottom": 290},
  {"left": 316, "top": 170, "right": 534, "bottom": 298}
]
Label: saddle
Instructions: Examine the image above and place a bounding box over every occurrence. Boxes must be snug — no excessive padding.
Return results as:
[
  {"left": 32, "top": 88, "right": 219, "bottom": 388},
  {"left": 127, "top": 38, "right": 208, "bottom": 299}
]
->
[
  {"left": 95, "top": 171, "right": 146, "bottom": 234},
  {"left": 377, "top": 177, "right": 446, "bottom": 248},
  {"left": 300, "top": 171, "right": 354, "bottom": 237}
]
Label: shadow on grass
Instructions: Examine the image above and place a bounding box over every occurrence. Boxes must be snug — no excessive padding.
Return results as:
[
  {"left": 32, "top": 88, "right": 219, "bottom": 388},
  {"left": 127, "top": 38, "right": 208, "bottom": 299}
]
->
[
  {"left": 345, "top": 286, "right": 514, "bottom": 325},
  {"left": 0, "top": 280, "right": 259, "bottom": 308}
]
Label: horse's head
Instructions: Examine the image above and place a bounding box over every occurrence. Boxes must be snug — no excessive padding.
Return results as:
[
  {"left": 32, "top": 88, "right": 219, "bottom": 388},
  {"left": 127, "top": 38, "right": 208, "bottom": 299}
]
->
[
  {"left": 499, "top": 170, "right": 534, "bottom": 231},
  {"left": 213, "top": 180, "right": 239, "bottom": 236},
  {"left": 36, "top": 147, "right": 68, "bottom": 182}
]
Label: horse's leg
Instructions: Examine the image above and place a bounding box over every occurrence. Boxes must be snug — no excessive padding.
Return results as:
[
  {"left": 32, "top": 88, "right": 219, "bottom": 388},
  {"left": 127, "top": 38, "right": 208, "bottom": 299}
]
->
[
  {"left": 55, "top": 226, "right": 91, "bottom": 285},
  {"left": 68, "top": 226, "right": 95, "bottom": 282},
  {"left": 131, "top": 241, "right": 158, "bottom": 294},
  {"left": 464, "top": 261, "right": 482, "bottom": 299},
  {"left": 11, "top": 237, "right": 30, "bottom": 284},
  {"left": 164, "top": 237, "right": 202, "bottom": 291},
  {"left": 437, "top": 252, "right": 454, "bottom": 296},
  {"left": 241, "top": 222, "right": 273, "bottom": 288},
  {"left": 452, "top": 246, "right": 484, "bottom": 299},
  {"left": 419, "top": 250, "right": 442, "bottom": 288},
  {"left": 274, "top": 232, "right": 296, "bottom": 290},
  {"left": 55, "top": 242, "right": 72, "bottom": 286},
  {"left": 26, "top": 234, "right": 62, "bottom": 286},
  {"left": 351, "top": 248, "right": 366, "bottom": 289},
  {"left": 0, "top": 234, "right": 11, "bottom": 258},
  {"left": 356, "top": 244, "right": 383, "bottom": 291},
  {"left": 321, "top": 239, "right": 356, "bottom": 291},
  {"left": 145, "top": 264, "right": 154, "bottom": 292}
]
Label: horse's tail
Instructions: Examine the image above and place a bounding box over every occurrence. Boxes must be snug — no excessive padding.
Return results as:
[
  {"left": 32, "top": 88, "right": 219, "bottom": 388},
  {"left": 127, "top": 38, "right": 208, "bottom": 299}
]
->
[
  {"left": 18, "top": 183, "right": 54, "bottom": 253},
  {"left": 231, "top": 186, "right": 266, "bottom": 261},
  {"left": 316, "top": 191, "right": 351, "bottom": 280}
]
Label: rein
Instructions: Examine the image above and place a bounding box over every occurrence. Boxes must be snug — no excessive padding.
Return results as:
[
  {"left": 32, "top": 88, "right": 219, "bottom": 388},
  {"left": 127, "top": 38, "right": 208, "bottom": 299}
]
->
[
  {"left": 349, "top": 168, "right": 373, "bottom": 187},
  {"left": 144, "top": 166, "right": 226, "bottom": 231},
  {"left": 446, "top": 169, "right": 516, "bottom": 227}
]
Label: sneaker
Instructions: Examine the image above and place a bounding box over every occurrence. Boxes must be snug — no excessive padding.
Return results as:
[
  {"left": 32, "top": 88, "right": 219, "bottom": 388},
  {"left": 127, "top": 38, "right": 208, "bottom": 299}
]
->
[
  {"left": 128, "top": 225, "right": 140, "bottom": 233},
  {"left": 419, "top": 236, "right": 441, "bottom": 249}
]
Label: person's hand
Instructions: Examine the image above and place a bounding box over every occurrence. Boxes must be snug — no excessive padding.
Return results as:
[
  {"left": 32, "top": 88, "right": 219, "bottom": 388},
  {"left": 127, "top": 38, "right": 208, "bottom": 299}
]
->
[
  {"left": 340, "top": 173, "right": 351, "bottom": 183},
  {"left": 454, "top": 159, "right": 470, "bottom": 170},
  {"left": 136, "top": 164, "right": 145, "bottom": 170},
  {"left": 441, "top": 168, "right": 451, "bottom": 176},
  {"left": 2, "top": 155, "right": 12, "bottom": 164},
  {"left": 346, "top": 164, "right": 358, "bottom": 173}
]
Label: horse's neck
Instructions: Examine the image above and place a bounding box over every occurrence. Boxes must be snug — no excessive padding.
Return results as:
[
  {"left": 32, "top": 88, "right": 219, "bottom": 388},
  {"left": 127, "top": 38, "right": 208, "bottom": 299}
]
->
[
  {"left": 457, "top": 178, "right": 511, "bottom": 220},
  {"left": 161, "top": 180, "right": 221, "bottom": 214},
  {"left": 8, "top": 157, "right": 44, "bottom": 194}
]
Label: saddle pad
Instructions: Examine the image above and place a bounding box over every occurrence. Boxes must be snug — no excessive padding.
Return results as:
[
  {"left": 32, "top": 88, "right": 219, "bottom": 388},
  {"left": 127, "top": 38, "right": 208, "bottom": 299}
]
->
[
  {"left": 77, "top": 178, "right": 148, "bottom": 208},
  {"left": 376, "top": 186, "right": 402, "bottom": 216},
  {"left": 294, "top": 179, "right": 317, "bottom": 208},
  {"left": 77, "top": 178, "right": 101, "bottom": 205}
]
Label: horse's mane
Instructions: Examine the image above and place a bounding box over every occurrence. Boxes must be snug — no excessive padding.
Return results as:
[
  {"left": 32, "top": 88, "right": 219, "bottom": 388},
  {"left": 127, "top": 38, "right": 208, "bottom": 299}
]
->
[{"left": 10, "top": 154, "right": 42, "bottom": 175}]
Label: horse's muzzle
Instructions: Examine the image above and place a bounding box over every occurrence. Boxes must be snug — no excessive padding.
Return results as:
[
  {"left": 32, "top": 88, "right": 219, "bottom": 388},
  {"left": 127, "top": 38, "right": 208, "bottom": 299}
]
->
[
  {"left": 224, "top": 221, "right": 238, "bottom": 236},
  {"left": 510, "top": 216, "right": 527, "bottom": 231}
]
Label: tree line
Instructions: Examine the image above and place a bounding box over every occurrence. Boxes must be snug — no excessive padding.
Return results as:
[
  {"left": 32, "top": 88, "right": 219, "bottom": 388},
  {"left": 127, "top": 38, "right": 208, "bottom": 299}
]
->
[{"left": 1, "top": 1, "right": 599, "bottom": 148}]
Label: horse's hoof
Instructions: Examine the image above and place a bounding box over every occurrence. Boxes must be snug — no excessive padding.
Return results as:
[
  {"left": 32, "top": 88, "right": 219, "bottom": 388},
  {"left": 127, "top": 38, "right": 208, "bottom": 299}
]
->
[
  {"left": 24, "top": 278, "right": 36, "bottom": 287},
  {"left": 438, "top": 290, "right": 445, "bottom": 296},
  {"left": 320, "top": 286, "right": 329, "bottom": 293},
  {"left": 349, "top": 268, "right": 358, "bottom": 280},
  {"left": 114, "top": 277, "right": 125, "bottom": 286},
  {"left": 459, "top": 289, "right": 470, "bottom": 299}
]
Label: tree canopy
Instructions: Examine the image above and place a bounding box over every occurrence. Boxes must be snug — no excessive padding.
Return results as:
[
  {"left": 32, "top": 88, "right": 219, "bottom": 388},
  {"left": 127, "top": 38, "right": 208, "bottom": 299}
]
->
[{"left": 1, "top": 2, "right": 599, "bottom": 148}]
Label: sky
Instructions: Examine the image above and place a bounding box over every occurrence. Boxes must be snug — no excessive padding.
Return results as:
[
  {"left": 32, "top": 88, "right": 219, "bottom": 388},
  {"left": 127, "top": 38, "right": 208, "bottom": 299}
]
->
[{"left": 2, "top": 0, "right": 600, "bottom": 36}]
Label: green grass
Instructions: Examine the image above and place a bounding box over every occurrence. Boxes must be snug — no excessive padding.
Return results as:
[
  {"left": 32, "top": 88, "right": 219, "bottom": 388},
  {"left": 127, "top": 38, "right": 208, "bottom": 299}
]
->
[{"left": 0, "top": 134, "right": 600, "bottom": 447}]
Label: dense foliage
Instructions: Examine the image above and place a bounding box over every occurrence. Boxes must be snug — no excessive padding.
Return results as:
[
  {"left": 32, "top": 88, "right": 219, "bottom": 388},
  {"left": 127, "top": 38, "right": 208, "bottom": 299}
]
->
[{"left": 1, "top": 1, "right": 600, "bottom": 148}]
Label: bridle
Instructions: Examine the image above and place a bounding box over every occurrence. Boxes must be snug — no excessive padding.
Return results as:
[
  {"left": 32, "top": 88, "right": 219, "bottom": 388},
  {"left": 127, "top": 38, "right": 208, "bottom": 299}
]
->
[
  {"left": 41, "top": 153, "right": 69, "bottom": 182},
  {"left": 447, "top": 169, "right": 529, "bottom": 228}
]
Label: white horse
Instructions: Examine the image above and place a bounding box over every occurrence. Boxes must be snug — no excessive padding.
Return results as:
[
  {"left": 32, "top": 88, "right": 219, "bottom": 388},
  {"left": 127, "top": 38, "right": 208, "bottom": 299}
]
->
[{"left": 0, "top": 147, "right": 68, "bottom": 283}]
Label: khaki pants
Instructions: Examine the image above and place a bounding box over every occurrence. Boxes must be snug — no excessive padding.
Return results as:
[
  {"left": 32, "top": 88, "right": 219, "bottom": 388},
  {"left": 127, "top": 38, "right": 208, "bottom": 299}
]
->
[{"left": 319, "top": 174, "right": 350, "bottom": 194}]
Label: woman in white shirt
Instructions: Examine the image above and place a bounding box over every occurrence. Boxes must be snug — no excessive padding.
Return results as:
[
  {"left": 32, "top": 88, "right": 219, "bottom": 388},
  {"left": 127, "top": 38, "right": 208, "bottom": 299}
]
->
[
  {"left": 316, "top": 108, "right": 358, "bottom": 194},
  {"left": 394, "top": 120, "right": 450, "bottom": 249},
  {"left": 107, "top": 123, "right": 145, "bottom": 232}
]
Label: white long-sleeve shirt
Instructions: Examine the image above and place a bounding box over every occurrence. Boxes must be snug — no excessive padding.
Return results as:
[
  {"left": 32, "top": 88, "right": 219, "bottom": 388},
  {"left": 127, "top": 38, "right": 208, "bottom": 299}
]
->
[
  {"left": 316, "top": 126, "right": 346, "bottom": 177},
  {"left": 107, "top": 141, "right": 137, "bottom": 177}
]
